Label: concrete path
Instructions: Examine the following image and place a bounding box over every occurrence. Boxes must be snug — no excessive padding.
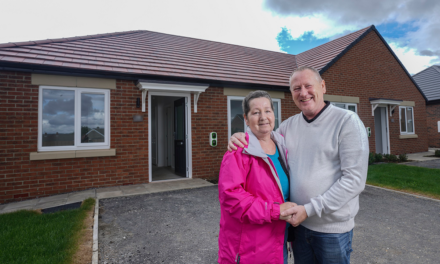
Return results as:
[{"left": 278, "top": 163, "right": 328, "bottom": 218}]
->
[
  {"left": 98, "top": 185, "right": 440, "bottom": 264},
  {"left": 406, "top": 148, "right": 440, "bottom": 162},
  {"left": 0, "top": 179, "right": 213, "bottom": 214}
]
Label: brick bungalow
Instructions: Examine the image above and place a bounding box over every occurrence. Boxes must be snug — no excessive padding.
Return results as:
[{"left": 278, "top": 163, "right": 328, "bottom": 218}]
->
[
  {"left": 413, "top": 65, "right": 440, "bottom": 147},
  {"left": 0, "top": 25, "right": 428, "bottom": 204}
]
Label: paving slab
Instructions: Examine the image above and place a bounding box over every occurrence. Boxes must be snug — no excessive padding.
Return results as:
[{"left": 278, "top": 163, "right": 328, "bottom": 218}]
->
[
  {"left": 98, "top": 185, "right": 440, "bottom": 264},
  {"left": 3, "top": 198, "right": 38, "bottom": 211},
  {"left": 120, "top": 185, "right": 149, "bottom": 196},
  {"left": 96, "top": 186, "right": 121, "bottom": 193},
  {"left": 1, "top": 179, "right": 214, "bottom": 216},
  {"left": 35, "top": 199, "right": 68, "bottom": 210},
  {"left": 407, "top": 151, "right": 440, "bottom": 161},
  {"left": 38, "top": 193, "right": 69, "bottom": 203},
  {"left": 67, "top": 189, "right": 96, "bottom": 203},
  {"left": 97, "top": 191, "right": 124, "bottom": 199}
]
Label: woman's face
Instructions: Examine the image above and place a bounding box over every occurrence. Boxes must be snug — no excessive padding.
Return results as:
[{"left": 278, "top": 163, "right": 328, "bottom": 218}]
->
[{"left": 244, "top": 97, "right": 275, "bottom": 137}]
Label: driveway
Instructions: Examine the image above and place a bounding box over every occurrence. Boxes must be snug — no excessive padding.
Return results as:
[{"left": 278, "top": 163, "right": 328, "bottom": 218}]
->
[
  {"left": 405, "top": 158, "right": 440, "bottom": 169},
  {"left": 98, "top": 185, "right": 440, "bottom": 264}
]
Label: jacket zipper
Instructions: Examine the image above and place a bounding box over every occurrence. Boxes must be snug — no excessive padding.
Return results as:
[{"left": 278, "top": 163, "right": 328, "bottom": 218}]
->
[{"left": 265, "top": 158, "right": 285, "bottom": 203}]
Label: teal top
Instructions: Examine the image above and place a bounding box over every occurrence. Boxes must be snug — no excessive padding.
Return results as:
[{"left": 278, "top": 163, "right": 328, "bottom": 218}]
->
[{"left": 267, "top": 146, "right": 289, "bottom": 201}]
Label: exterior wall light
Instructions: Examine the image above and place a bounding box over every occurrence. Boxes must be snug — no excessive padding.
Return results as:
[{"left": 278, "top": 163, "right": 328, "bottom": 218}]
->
[{"left": 133, "top": 114, "right": 143, "bottom": 122}]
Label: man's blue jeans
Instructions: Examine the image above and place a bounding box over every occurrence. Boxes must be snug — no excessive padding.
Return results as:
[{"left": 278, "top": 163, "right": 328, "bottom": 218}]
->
[{"left": 292, "top": 225, "right": 353, "bottom": 264}]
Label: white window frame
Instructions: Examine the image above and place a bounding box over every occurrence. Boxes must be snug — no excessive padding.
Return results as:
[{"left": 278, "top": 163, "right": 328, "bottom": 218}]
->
[
  {"left": 38, "top": 86, "right": 110, "bottom": 152},
  {"left": 399, "top": 106, "right": 415, "bottom": 135},
  {"left": 331, "top": 102, "right": 357, "bottom": 113},
  {"left": 227, "top": 96, "right": 281, "bottom": 138}
]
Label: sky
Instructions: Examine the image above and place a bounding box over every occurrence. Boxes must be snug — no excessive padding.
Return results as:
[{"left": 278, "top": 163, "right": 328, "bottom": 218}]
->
[{"left": 1, "top": 0, "right": 439, "bottom": 74}]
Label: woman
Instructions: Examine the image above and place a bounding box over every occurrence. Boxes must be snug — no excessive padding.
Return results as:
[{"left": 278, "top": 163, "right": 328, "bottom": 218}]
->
[{"left": 218, "top": 91, "right": 295, "bottom": 264}]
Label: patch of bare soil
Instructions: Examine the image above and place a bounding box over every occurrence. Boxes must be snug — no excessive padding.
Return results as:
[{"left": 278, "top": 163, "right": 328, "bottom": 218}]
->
[{"left": 72, "top": 205, "right": 94, "bottom": 264}]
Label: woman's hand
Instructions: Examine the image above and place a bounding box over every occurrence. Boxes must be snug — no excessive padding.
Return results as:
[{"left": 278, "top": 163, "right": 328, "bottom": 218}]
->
[
  {"left": 279, "top": 202, "right": 297, "bottom": 220},
  {"left": 227, "top": 132, "right": 247, "bottom": 151}
]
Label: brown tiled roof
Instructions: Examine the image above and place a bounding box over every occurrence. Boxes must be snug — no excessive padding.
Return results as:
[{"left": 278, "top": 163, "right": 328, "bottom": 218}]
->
[
  {"left": 296, "top": 26, "right": 371, "bottom": 71},
  {"left": 0, "top": 27, "right": 374, "bottom": 87}
]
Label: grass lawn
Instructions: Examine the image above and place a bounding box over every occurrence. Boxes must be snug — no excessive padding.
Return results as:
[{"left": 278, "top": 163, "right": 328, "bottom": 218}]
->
[
  {"left": 0, "top": 198, "right": 95, "bottom": 264},
  {"left": 367, "top": 163, "right": 440, "bottom": 199}
]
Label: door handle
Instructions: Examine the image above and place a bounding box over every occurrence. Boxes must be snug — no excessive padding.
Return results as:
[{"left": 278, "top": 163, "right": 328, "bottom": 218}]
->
[{"left": 179, "top": 142, "right": 184, "bottom": 145}]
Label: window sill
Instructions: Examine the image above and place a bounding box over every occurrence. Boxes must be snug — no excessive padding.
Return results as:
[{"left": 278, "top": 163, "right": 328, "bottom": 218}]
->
[
  {"left": 30, "top": 149, "right": 116, "bottom": 161},
  {"left": 399, "top": 134, "right": 418, "bottom": 139}
]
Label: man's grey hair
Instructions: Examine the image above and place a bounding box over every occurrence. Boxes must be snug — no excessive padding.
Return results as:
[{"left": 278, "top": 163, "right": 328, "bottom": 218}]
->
[
  {"left": 242, "top": 90, "right": 274, "bottom": 118},
  {"left": 289, "top": 66, "right": 323, "bottom": 87}
]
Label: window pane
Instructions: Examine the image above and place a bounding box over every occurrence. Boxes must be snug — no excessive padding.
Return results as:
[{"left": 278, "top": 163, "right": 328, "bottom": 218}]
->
[
  {"left": 273, "top": 101, "right": 279, "bottom": 130},
  {"left": 334, "top": 103, "right": 345, "bottom": 109},
  {"left": 81, "top": 93, "right": 105, "bottom": 143},
  {"left": 407, "top": 108, "right": 414, "bottom": 133},
  {"left": 347, "top": 105, "right": 356, "bottom": 112},
  {"left": 230, "top": 100, "right": 245, "bottom": 135},
  {"left": 400, "top": 108, "right": 407, "bottom": 132},
  {"left": 42, "top": 89, "right": 75, "bottom": 146}
]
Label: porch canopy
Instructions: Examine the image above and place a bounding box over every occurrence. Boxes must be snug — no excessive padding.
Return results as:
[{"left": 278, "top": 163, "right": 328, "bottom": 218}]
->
[
  {"left": 137, "top": 80, "right": 209, "bottom": 113},
  {"left": 369, "top": 98, "right": 403, "bottom": 116}
]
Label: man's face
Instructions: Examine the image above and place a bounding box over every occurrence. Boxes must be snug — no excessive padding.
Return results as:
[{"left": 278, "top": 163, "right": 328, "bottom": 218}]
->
[{"left": 290, "top": 69, "right": 326, "bottom": 120}]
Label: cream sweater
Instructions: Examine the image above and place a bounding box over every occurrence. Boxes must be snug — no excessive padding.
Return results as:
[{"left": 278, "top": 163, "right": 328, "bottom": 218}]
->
[{"left": 277, "top": 104, "right": 369, "bottom": 233}]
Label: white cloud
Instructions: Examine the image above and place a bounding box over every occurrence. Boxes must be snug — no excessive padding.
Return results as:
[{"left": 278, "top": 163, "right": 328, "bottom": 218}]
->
[
  {"left": 388, "top": 43, "right": 436, "bottom": 75},
  {"left": 263, "top": 0, "right": 440, "bottom": 68},
  {"left": 0, "top": 0, "right": 283, "bottom": 52}
]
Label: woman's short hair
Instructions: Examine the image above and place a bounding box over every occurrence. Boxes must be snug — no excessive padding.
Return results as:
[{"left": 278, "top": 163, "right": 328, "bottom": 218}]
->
[{"left": 242, "top": 90, "right": 274, "bottom": 118}]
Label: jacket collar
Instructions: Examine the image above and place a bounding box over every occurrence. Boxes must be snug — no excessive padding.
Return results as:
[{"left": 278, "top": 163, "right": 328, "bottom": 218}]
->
[{"left": 242, "top": 127, "right": 284, "bottom": 158}]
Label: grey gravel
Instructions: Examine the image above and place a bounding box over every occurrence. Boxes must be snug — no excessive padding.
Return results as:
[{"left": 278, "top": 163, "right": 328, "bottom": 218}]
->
[
  {"left": 99, "top": 185, "right": 440, "bottom": 264},
  {"left": 99, "top": 186, "right": 220, "bottom": 264}
]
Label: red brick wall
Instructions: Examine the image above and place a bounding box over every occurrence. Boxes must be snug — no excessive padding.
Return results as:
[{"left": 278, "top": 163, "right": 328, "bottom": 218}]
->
[
  {"left": 321, "top": 31, "right": 428, "bottom": 154},
  {"left": 426, "top": 104, "right": 440, "bottom": 147},
  {"left": 191, "top": 87, "right": 227, "bottom": 180},
  {"left": 0, "top": 72, "right": 149, "bottom": 204}
]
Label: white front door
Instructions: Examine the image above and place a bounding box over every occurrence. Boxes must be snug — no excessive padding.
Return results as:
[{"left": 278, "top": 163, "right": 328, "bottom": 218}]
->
[
  {"left": 374, "top": 107, "right": 389, "bottom": 154},
  {"left": 148, "top": 92, "right": 192, "bottom": 182}
]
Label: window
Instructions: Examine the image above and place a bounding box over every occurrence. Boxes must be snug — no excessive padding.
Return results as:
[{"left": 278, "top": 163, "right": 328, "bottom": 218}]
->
[
  {"left": 227, "top": 96, "right": 281, "bottom": 138},
  {"left": 331, "top": 102, "right": 357, "bottom": 113},
  {"left": 399, "top": 106, "right": 414, "bottom": 134},
  {"left": 38, "top": 86, "right": 110, "bottom": 151}
]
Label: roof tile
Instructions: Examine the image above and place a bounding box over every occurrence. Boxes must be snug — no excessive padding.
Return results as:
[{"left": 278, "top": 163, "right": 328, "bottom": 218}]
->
[{"left": 0, "top": 27, "right": 373, "bottom": 87}]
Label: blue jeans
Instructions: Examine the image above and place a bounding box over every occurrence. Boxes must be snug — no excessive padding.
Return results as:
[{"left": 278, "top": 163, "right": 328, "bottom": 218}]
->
[{"left": 292, "top": 225, "right": 353, "bottom": 264}]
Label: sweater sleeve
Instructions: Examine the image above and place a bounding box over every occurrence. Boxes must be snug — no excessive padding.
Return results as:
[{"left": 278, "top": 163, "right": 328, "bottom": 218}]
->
[
  {"left": 304, "top": 114, "right": 369, "bottom": 218},
  {"left": 218, "top": 150, "right": 280, "bottom": 224}
]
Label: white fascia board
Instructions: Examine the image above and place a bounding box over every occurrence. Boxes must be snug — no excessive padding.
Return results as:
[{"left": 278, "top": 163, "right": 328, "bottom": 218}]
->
[
  {"left": 137, "top": 82, "right": 208, "bottom": 93},
  {"left": 370, "top": 99, "right": 403, "bottom": 105},
  {"left": 370, "top": 99, "right": 403, "bottom": 116},
  {"left": 137, "top": 82, "right": 209, "bottom": 113}
]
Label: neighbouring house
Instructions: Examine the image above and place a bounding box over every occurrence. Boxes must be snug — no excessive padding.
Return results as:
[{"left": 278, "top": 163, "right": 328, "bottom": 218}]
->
[
  {"left": 0, "top": 25, "right": 428, "bottom": 204},
  {"left": 413, "top": 65, "right": 440, "bottom": 147}
]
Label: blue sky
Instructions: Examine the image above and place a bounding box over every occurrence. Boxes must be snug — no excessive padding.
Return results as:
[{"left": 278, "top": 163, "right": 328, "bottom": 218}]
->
[{"left": 1, "top": 0, "right": 439, "bottom": 74}]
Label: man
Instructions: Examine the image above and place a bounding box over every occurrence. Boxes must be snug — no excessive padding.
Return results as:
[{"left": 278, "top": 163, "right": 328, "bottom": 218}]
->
[{"left": 228, "top": 66, "right": 369, "bottom": 263}]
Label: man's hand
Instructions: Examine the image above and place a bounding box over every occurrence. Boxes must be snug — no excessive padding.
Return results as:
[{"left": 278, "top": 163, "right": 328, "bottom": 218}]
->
[
  {"left": 227, "top": 132, "right": 247, "bottom": 152},
  {"left": 282, "top": 205, "right": 308, "bottom": 227},
  {"left": 279, "top": 202, "right": 296, "bottom": 220}
]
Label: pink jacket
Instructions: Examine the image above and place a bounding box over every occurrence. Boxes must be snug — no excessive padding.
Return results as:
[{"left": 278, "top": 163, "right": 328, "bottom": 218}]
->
[{"left": 218, "top": 129, "right": 289, "bottom": 264}]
